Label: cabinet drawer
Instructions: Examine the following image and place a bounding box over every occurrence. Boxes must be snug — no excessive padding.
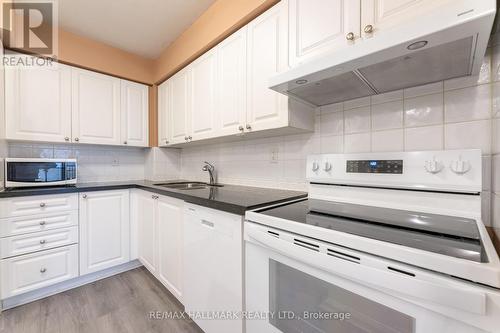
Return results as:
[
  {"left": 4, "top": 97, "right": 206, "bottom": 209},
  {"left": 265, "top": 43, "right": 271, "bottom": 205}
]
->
[
  {"left": 0, "top": 194, "right": 78, "bottom": 218},
  {"left": 0, "top": 211, "right": 78, "bottom": 237},
  {"left": 0, "top": 226, "right": 78, "bottom": 258},
  {"left": 1, "top": 244, "right": 78, "bottom": 298}
]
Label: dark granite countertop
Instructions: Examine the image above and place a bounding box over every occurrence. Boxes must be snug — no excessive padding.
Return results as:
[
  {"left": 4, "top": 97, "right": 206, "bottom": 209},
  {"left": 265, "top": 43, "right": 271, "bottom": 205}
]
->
[{"left": 0, "top": 180, "right": 307, "bottom": 215}]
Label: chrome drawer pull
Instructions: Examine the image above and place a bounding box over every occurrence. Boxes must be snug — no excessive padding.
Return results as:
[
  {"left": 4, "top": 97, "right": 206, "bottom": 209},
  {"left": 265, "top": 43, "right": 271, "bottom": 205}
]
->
[
  {"left": 39, "top": 240, "right": 46, "bottom": 244},
  {"left": 39, "top": 203, "right": 46, "bottom": 208},
  {"left": 39, "top": 221, "right": 46, "bottom": 226},
  {"left": 40, "top": 268, "right": 47, "bottom": 273},
  {"left": 201, "top": 219, "right": 214, "bottom": 228}
]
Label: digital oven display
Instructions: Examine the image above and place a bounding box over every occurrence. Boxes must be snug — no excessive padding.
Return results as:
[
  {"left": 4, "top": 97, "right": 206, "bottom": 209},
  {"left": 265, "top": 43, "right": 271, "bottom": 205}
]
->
[{"left": 346, "top": 160, "right": 403, "bottom": 174}]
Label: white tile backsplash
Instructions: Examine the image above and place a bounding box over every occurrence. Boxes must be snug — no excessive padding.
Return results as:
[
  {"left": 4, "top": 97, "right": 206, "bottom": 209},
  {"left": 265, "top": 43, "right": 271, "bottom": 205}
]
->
[
  {"left": 371, "top": 100, "right": 403, "bottom": 131},
  {"left": 404, "top": 125, "right": 444, "bottom": 151},
  {"left": 404, "top": 93, "right": 444, "bottom": 127},
  {"left": 444, "top": 120, "right": 492, "bottom": 154},
  {"left": 371, "top": 129, "right": 404, "bottom": 152},
  {"left": 344, "top": 106, "right": 371, "bottom": 134},
  {"left": 444, "top": 84, "right": 491, "bottom": 123}
]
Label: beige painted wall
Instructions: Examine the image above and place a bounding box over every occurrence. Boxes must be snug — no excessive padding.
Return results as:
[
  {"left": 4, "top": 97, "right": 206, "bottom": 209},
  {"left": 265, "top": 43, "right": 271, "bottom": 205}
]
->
[
  {"left": 58, "top": 30, "right": 155, "bottom": 84},
  {"left": 153, "top": 0, "right": 279, "bottom": 83}
]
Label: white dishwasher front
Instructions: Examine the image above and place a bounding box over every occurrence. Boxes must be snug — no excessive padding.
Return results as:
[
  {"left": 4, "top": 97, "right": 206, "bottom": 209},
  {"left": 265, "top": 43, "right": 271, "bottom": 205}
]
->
[{"left": 183, "top": 203, "right": 243, "bottom": 333}]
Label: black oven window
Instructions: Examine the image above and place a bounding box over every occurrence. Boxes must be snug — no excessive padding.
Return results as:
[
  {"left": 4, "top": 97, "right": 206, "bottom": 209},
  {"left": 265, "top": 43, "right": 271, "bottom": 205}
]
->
[
  {"left": 269, "top": 260, "right": 414, "bottom": 333},
  {"left": 7, "top": 162, "right": 65, "bottom": 183}
]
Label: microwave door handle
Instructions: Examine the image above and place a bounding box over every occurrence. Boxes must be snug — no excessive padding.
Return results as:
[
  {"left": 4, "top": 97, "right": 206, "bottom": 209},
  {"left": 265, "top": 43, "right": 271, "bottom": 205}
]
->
[{"left": 246, "top": 225, "right": 486, "bottom": 315}]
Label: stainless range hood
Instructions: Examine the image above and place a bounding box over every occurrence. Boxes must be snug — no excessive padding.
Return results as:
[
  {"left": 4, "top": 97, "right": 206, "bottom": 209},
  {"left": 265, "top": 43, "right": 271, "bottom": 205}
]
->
[{"left": 269, "top": 1, "right": 496, "bottom": 107}]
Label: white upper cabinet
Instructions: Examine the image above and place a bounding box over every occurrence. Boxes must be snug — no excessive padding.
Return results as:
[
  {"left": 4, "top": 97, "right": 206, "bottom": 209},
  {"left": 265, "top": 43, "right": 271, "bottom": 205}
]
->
[
  {"left": 71, "top": 68, "right": 121, "bottom": 145},
  {"left": 157, "top": 81, "right": 171, "bottom": 147},
  {"left": 288, "top": 0, "right": 450, "bottom": 66},
  {"left": 5, "top": 61, "right": 72, "bottom": 143},
  {"left": 360, "top": 0, "right": 447, "bottom": 39},
  {"left": 246, "top": 2, "right": 290, "bottom": 132},
  {"left": 216, "top": 27, "right": 247, "bottom": 136},
  {"left": 120, "top": 80, "right": 149, "bottom": 147},
  {"left": 79, "top": 190, "right": 130, "bottom": 275},
  {"left": 288, "top": 0, "right": 361, "bottom": 66},
  {"left": 190, "top": 50, "right": 218, "bottom": 141},
  {"left": 169, "top": 68, "right": 191, "bottom": 144}
]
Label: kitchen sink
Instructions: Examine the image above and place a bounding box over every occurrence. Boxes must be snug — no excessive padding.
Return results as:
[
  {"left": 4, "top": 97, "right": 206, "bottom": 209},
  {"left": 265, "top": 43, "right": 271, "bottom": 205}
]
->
[{"left": 154, "top": 182, "right": 224, "bottom": 190}]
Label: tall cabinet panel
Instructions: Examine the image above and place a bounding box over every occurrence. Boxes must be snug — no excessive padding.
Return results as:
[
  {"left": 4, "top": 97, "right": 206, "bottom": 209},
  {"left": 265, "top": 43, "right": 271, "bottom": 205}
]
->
[
  {"left": 157, "top": 81, "right": 171, "bottom": 147},
  {"left": 120, "top": 80, "right": 149, "bottom": 147},
  {"left": 5, "top": 61, "right": 72, "bottom": 143},
  {"left": 169, "top": 68, "right": 191, "bottom": 144},
  {"left": 71, "top": 68, "right": 121, "bottom": 145},
  {"left": 157, "top": 196, "right": 183, "bottom": 301},
  {"left": 190, "top": 50, "right": 217, "bottom": 140},
  {"left": 288, "top": 0, "right": 361, "bottom": 66},
  {"left": 79, "top": 190, "right": 130, "bottom": 275},
  {"left": 246, "top": 2, "right": 290, "bottom": 132},
  {"left": 216, "top": 27, "right": 247, "bottom": 136},
  {"left": 137, "top": 192, "right": 157, "bottom": 274}
]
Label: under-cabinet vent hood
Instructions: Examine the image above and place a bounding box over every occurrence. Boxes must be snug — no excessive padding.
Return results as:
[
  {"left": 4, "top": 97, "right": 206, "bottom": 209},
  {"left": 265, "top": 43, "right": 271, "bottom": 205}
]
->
[{"left": 269, "top": 1, "right": 496, "bottom": 107}]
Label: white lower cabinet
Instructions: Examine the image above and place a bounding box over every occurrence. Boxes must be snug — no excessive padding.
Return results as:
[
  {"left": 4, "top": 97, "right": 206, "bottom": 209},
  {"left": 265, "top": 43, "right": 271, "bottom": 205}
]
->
[
  {"left": 0, "top": 244, "right": 78, "bottom": 298},
  {"left": 79, "top": 190, "right": 130, "bottom": 275},
  {"left": 183, "top": 204, "right": 243, "bottom": 333},
  {"left": 134, "top": 190, "right": 183, "bottom": 301}
]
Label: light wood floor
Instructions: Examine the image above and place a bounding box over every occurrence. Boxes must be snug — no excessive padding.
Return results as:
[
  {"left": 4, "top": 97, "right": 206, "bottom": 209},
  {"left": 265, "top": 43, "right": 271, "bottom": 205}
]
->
[{"left": 0, "top": 267, "right": 204, "bottom": 333}]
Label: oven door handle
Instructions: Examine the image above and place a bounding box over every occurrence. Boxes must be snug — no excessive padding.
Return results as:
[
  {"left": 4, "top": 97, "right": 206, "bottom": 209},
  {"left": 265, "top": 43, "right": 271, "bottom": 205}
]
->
[{"left": 246, "top": 226, "right": 486, "bottom": 315}]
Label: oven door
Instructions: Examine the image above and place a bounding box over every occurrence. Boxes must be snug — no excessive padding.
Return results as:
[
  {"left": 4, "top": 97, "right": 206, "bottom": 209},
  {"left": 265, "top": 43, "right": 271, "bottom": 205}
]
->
[
  {"left": 5, "top": 159, "right": 77, "bottom": 188},
  {"left": 245, "top": 222, "right": 499, "bottom": 333}
]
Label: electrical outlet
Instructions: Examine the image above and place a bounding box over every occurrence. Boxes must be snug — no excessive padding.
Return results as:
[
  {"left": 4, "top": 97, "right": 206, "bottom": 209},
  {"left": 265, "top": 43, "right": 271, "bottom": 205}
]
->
[{"left": 270, "top": 147, "right": 279, "bottom": 163}]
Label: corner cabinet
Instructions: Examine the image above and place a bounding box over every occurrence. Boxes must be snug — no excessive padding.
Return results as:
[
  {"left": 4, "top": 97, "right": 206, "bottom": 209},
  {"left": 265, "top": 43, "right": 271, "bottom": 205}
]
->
[
  {"left": 133, "top": 190, "right": 183, "bottom": 301},
  {"left": 287, "top": 0, "right": 451, "bottom": 66},
  {"left": 5, "top": 54, "right": 149, "bottom": 147},
  {"left": 158, "top": 1, "right": 314, "bottom": 147},
  {"left": 79, "top": 190, "right": 130, "bottom": 275}
]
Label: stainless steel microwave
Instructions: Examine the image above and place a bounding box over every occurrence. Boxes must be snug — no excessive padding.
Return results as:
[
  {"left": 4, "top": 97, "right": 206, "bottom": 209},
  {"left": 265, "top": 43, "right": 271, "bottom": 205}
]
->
[{"left": 5, "top": 158, "right": 77, "bottom": 188}]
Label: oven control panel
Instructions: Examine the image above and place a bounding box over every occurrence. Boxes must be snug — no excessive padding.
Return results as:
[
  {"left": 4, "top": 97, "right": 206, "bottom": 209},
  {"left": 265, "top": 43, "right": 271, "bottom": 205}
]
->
[
  {"left": 306, "top": 150, "right": 482, "bottom": 193},
  {"left": 346, "top": 160, "right": 403, "bottom": 174}
]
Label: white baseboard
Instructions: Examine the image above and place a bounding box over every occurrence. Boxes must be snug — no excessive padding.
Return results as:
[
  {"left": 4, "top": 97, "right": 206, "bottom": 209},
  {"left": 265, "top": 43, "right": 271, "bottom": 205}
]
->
[{"left": 1, "top": 260, "right": 143, "bottom": 310}]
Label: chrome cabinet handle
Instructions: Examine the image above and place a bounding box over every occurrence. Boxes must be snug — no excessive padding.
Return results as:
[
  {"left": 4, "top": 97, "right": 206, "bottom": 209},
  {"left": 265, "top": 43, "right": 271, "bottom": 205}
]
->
[
  {"left": 39, "top": 239, "right": 46, "bottom": 244},
  {"left": 74, "top": 137, "right": 79, "bottom": 142},
  {"left": 188, "top": 136, "right": 193, "bottom": 141},
  {"left": 82, "top": 194, "right": 87, "bottom": 199},
  {"left": 346, "top": 32, "right": 355, "bottom": 41},
  {"left": 64, "top": 137, "right": 70, "bottom": 141},
  {"left": 246, "top": 124, "right": 252, "bottom": 130},
  {"left": 151, "top": 195, "right": 159, "bottom": 199},
  {"left": 39, "top": 203, "right": 46, "bottom": 208},
  {"left": 364, "top": 24, "right": 374, "bottom": 34},
  {"left": 184, "top": 136, "right": 189, "bottom": 141},
  {"left": 40, "top": 268, "right": 47, "bottom": 273},
  {"left": 123, "top": 141, "right": 128, "bottom": 145},
  {"left": 39, "top": 221, "right": 46, "bottom": 226},
  {"left": 165, "top": 140, "right": 169, "bottom": 144},
  {"left": 201, "top": 219, "right": 214, "bottom": 228},
  {"left": 238, "top": 125, "right": 244, "bottom": 132}
]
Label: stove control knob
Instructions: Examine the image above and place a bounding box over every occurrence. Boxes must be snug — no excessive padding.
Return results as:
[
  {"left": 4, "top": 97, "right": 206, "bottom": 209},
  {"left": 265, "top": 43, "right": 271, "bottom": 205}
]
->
[
  {"left": 424, "top": 159, "right": 442, "bottom": 174},
  {"left": 323, "top": 162, "right": 332, "bottom": 172},
  {"left": 312, "top": 161, "right": 320, "bottom": 172},
  {"left": 450, "top": 158, "right": 471, "bottom": 175}
]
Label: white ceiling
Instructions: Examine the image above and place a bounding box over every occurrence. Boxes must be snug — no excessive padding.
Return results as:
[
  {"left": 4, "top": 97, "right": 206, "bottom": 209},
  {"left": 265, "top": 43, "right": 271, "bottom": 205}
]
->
[{"left": 58, "top": 0, "right": 215, "bottom": 59}]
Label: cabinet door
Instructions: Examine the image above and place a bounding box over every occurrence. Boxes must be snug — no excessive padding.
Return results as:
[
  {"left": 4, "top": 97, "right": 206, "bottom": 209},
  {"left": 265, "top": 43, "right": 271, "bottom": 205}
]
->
[
  {"left": 183, "top": 204, "right": 243, "bottom": 333},
  {"left": 137, "top": 192, "right": 157, "bottom": 274},
  {"left": 72, "top": 68, "right": 121, "bottom": 145},
  {"left": 5, "top": 60, "right": 72, "bottom": 143},
  {"left": 246, "top": 2, "right": 289, "bottom": 133},
  {"left": 157, "top": 196, "right": 183, "bottom": 301},
  {"left": 216, "top": 27, "right": 247, "bottom": 136},
  {"left": 169, "top": 69, "right": 191, "bottom": 144},
  {"left": 190, "top": 50, "right": 217, "bottom": 141},
  {"left": 361, "top": 0, "right": 446, "bottom": 39},
  {"left": 79, "top": 190, "right": 130, "bottom": 275},
  {"left": 121, "top": 80, "right": 149, "bottom": 147},
  {"left": 289, "top": 0, "right": 361, "bottom": 66},
  {"left": 157, "top": 81, "right": 171, "bottom": 147}
]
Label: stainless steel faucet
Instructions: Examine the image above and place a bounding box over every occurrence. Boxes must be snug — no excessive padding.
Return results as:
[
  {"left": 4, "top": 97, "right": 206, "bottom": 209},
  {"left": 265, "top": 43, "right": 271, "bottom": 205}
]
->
[{"left": 202, "top": 161, "right": 216, "bottom": 185}]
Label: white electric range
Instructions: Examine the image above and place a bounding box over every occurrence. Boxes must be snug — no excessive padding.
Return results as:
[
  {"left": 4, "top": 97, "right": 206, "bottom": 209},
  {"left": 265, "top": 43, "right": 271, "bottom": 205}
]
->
[{"left": 245, "top": 149, "right": 500, "bottom": 333}]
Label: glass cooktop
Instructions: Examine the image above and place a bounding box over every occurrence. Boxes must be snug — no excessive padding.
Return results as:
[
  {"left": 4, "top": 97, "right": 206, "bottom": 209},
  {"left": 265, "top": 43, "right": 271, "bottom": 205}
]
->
[{"left": 257, "top": 199, "right": 485, "bottom": 263}]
